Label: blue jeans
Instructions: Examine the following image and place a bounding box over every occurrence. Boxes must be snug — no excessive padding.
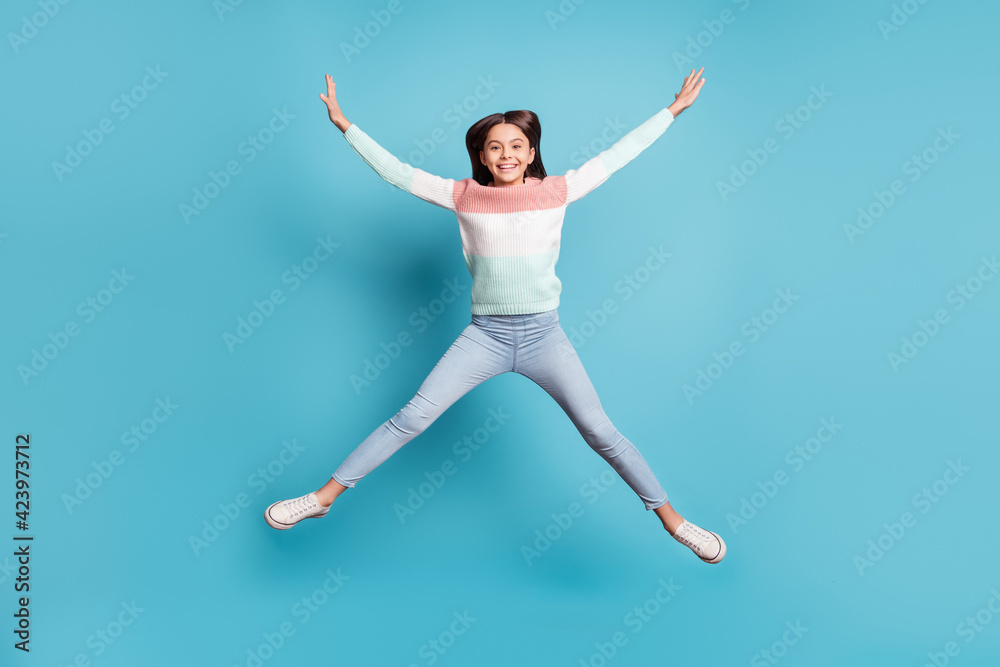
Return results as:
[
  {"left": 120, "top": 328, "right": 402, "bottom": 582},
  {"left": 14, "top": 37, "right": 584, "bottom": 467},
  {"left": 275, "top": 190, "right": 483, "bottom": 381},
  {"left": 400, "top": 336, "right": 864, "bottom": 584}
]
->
[{"left": 332, "top": 309, "right": 669, "bottom": 511}]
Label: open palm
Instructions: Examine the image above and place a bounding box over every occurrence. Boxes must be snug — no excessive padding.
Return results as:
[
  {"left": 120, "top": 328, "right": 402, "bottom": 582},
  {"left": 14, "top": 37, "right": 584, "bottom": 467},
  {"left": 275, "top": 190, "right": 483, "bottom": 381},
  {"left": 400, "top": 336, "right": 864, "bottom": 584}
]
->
[
  {"left": 319, "top": 73, "right": 345, "bottom": 124},
  {"left": 671, "top": 67, "right": 706, "bottom": 115}
]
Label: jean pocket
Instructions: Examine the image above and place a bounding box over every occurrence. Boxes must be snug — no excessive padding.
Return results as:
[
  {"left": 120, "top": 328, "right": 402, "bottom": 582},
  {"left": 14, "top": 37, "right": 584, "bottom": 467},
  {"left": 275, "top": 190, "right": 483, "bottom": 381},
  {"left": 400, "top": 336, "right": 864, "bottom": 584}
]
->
[{"left": 472, "top": 314, "right": 493, "bottom": 326}]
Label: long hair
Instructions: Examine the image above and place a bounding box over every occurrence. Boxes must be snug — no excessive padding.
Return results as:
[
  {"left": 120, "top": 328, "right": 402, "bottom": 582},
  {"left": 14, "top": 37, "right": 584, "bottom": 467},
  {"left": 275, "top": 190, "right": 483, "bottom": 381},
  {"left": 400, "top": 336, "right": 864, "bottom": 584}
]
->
[{"left": 465, "top": 110, "right": 548, "bottom": 186}]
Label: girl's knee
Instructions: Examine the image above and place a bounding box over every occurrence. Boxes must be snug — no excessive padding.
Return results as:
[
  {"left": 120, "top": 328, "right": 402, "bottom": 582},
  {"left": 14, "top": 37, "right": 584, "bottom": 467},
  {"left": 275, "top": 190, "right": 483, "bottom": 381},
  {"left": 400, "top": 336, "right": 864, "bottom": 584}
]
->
[
  {"left": 579, "top": 416, "right": 621, "bottom": 448},
  {"left": 390, "top": 398, "right": 437, "bottom": 436}
]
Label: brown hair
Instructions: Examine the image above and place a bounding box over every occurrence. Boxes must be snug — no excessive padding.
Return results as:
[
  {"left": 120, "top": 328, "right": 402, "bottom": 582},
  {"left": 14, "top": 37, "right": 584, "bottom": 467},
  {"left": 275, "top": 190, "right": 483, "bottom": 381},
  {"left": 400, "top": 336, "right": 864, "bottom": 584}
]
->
[{"left": 465, "top": 110, "right": 548, "bottom": 186}]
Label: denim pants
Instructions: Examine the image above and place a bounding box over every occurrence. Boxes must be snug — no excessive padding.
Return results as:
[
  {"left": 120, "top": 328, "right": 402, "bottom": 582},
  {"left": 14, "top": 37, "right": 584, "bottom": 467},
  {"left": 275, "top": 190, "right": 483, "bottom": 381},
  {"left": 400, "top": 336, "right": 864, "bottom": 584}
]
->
[{"left": 332, "top": 309, "right": 669, "bottom": 511}]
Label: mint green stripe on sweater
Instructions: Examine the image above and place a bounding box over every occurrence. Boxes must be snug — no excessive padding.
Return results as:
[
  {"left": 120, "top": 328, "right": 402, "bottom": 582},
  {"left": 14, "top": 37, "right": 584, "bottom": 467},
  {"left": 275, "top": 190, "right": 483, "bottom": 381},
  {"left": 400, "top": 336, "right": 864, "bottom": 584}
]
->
[{"left": 464, "top": 251, "right": 562, "bottom": 315}]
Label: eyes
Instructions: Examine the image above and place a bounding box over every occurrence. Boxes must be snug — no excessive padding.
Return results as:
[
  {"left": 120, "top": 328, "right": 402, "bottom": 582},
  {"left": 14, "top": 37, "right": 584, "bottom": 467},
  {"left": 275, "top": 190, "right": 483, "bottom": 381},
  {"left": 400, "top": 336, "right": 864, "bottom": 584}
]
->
[{"left": 490, "top": 144, "right": 522, "bottom": 150}]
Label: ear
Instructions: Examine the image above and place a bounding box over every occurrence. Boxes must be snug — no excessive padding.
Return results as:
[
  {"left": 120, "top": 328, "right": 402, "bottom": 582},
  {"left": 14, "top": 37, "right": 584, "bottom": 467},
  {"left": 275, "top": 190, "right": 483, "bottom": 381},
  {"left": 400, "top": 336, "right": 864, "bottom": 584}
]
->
[{"left": 529, "top": 147, "right": 535, "bottom": 164}]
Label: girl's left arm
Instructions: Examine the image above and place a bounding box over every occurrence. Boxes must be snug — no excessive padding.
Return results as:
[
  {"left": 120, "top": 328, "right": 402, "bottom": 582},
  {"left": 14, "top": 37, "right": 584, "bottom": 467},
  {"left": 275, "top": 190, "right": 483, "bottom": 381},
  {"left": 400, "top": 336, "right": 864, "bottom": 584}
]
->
[
  {"left": 563, "top": 67, "right": 705, "bottom": 205},
  {"left": 563, "top": 106, "right": 676, "bottom": 205},
  {"left": 322, "top": 73, "right": 457, "bottom": 212},
  {"left": 343, "top": 123, "right": 458, "bottom": 212}
]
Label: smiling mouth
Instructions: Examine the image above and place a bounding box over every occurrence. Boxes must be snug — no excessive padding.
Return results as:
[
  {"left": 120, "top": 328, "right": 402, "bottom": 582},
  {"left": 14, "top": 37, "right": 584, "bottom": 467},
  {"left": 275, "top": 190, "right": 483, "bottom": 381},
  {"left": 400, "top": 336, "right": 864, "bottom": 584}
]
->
[{"left": 498, "top": 164, "right": 518, "bottom": 172}]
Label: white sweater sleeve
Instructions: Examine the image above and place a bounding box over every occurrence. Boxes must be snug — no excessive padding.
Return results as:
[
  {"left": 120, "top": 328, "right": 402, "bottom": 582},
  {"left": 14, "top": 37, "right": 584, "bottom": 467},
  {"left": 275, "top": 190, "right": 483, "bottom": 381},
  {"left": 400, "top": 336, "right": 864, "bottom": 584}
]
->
[
  {"left": 564, "top": 107, "right": 676, "bottom": 205},
  {"left": 342, "top": 123, "right": 457, "bottom": 212}
]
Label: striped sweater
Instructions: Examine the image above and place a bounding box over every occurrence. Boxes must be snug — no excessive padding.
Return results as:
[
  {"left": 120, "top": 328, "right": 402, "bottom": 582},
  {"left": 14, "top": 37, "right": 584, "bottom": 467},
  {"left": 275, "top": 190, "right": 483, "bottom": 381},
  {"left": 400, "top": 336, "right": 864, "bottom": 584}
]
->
[{"left": 342, "top": 107, "right": 675, "bottom": 315}]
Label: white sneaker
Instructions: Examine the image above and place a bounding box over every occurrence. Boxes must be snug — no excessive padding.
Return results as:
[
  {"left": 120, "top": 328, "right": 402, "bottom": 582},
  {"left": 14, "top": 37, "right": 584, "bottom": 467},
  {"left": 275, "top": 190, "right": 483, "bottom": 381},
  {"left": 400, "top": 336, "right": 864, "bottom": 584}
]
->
[
  {"left": 265, "top": 492, "right": 330, "bottom": 530},
  {"left": 672, "top": 520, "right": 726, "bottom": 564}
]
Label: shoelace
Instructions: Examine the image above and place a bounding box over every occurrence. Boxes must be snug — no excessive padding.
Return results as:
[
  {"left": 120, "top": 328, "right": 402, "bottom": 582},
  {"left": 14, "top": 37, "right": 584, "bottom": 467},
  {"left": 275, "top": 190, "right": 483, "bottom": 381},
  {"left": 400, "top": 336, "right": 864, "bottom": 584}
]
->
[
  {"left": 283, "top": 495, "right": 318, "bottom": 518},
  {"left": 675, "top": 523, "right": 718, "bottom": 557}
]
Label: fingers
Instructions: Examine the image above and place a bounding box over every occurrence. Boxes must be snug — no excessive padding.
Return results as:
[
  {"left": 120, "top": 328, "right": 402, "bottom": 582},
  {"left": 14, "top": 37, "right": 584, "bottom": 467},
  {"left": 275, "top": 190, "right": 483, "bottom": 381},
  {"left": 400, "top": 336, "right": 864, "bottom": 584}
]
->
[
  {"left": 686, "top": 67, "right": 705, "bottom": 90},
  {"left": 321, "top": 73, "right": 339, "bottom": 108},
  {"left": 684, "top": 67, "right": 705, "bottom": 85},
  {"left": 674, "top": 67, "right": 705, "bottom": 108},
  {"left": 693, "top": 67, "right": 706, "bottom": 91}
]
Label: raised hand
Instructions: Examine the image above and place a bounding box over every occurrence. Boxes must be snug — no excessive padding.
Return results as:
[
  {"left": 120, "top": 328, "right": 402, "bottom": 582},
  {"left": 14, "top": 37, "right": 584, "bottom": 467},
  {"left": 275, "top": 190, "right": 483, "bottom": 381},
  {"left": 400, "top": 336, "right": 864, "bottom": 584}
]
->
[
  {"left": 320, "top": 74, "right": 349, "bottom": 131},
  {"left": 668, "top": 67, "right": 706, "bottom": 117}
]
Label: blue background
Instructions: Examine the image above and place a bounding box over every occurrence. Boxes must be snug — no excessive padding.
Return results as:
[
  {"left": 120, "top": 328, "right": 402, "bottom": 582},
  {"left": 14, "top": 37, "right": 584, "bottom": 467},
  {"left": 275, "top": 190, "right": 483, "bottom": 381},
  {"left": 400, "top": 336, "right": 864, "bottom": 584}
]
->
[{"left": 2, "top": 0, "right": 998, "bottom": 665}]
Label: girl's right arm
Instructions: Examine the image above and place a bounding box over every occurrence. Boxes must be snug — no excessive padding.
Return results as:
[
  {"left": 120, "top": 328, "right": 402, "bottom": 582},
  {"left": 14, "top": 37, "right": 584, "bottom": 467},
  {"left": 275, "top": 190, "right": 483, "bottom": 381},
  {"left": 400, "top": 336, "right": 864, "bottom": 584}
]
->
[
  {"left": 562, "top": 67, "right": 705, "bottom": 205},
  {"left": 321, "top": 74, "right": 457, "bottom": 212}
]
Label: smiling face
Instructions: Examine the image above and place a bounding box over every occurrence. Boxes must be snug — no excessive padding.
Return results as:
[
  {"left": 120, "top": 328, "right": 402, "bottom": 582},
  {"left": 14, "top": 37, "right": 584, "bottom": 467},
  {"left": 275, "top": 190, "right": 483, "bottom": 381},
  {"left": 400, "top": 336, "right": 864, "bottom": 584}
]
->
[{"left": 479, "top": 123, "right": 535, "bottom": 186}]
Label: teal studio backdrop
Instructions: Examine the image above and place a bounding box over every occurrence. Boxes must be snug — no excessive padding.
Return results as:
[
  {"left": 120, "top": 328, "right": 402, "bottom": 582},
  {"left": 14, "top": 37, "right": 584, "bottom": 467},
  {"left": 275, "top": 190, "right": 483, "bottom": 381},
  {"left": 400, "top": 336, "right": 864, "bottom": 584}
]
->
[{"left": 2, "top": 0, "right": 998, "bottom": 665}]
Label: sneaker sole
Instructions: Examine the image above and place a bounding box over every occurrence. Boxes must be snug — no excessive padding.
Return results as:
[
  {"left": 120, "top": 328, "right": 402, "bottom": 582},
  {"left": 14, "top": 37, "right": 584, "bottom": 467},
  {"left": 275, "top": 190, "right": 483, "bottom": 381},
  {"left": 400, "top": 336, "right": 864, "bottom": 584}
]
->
[{"left": 264, "top": 504, "right": 329, "bottom": 530}]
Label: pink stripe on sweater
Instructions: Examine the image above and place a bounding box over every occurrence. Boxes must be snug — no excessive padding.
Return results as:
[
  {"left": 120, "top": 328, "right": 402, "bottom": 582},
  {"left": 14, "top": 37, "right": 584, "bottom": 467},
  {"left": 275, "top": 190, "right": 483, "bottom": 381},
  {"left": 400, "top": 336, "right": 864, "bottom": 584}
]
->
[{"left": 455, "top": 176, "right": 569, "bottom": 214}]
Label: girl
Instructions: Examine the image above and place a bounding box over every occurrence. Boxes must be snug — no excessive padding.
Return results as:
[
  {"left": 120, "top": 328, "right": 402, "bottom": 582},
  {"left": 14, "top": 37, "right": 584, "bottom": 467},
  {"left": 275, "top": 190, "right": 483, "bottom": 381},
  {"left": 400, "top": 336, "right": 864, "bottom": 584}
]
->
[{"left": 265, "top": 67, "right": 725, "bottom": 564}]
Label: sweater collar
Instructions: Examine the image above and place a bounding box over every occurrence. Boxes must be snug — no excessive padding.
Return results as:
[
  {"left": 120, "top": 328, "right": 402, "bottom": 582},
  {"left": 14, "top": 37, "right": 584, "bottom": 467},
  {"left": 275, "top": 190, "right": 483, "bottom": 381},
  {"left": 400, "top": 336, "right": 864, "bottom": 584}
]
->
[{"left": 486, "top": 176, "right": 542, "bottom": 188}]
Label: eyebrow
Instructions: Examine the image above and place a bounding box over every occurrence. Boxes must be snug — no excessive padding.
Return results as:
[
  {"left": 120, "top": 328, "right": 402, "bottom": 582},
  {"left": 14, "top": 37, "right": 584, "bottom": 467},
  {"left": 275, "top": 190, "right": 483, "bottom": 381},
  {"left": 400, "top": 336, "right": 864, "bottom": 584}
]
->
[{"left": 486, "top": 138, "right": 525, "bottom": 145}]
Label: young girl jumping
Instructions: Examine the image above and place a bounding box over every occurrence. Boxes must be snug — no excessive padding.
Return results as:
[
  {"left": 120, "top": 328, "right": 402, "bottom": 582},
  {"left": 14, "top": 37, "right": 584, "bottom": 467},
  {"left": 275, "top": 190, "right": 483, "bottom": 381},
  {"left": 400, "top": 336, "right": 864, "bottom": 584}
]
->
[{"left": 265, "top": 66, "right": 725, "bottom": 564}]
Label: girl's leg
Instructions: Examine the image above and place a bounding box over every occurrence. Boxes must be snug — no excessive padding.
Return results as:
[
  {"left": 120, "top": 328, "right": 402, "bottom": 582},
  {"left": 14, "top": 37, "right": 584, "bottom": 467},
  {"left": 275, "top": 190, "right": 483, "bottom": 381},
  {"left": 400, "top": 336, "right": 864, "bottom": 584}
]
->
[
  {"left": 653, "top": 502, "right": 686, "bottom": 535},
  {"left": 516, "top": 315, "right": 672, "bottom": 517},
  {"left": 518, "top": 314, "right": 725, "bottom": 562},
  {"left": 315, "top": 320, "right": 509, "bottom": 505},
  {"left": 314, "top": 477, "right": 349, "bottom": 507}
]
